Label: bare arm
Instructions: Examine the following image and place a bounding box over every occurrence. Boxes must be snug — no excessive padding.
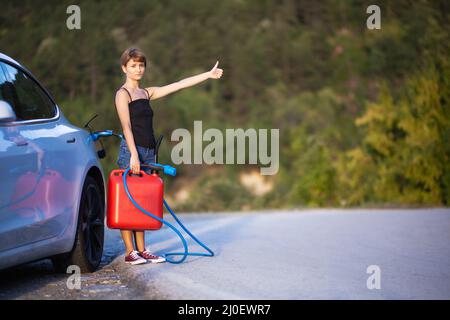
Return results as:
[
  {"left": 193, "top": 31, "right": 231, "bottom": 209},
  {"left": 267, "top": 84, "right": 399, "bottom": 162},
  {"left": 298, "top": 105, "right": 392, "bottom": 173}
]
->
[
  {"left": 146, "top": 61, "right": 223, "bottom": 100},
  {"left": 115, "top": 90, "right": 141, "bottom": 173}
]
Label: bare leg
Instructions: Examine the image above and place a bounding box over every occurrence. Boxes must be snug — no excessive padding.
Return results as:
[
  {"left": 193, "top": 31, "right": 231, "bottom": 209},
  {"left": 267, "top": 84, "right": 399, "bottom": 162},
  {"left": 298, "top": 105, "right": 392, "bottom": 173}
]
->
[
  {"left": 134, "top": 231, "right": 146, "bottom": 252},
  {"left": 121, "top": 230, "right": 135, "bottom": 254}
]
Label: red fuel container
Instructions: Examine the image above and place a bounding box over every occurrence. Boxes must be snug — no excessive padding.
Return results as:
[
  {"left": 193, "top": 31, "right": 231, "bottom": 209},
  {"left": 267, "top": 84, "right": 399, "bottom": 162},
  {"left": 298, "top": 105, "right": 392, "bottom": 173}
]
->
[{"left": 107, "top": 170, "right": 163, "bottom": 230}]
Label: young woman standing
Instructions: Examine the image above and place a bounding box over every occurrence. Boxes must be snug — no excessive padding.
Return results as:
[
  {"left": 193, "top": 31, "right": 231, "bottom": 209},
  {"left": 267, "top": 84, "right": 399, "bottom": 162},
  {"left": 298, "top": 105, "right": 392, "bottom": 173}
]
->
[{"left": 115, "top": 48, "right": 223, "bottom": 265}]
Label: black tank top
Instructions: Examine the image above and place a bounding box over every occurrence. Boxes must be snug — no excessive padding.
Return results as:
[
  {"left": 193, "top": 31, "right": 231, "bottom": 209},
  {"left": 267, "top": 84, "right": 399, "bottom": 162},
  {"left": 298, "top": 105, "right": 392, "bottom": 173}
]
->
[{"left": 118, "top": 87, "right": 156, "bottom": 149}]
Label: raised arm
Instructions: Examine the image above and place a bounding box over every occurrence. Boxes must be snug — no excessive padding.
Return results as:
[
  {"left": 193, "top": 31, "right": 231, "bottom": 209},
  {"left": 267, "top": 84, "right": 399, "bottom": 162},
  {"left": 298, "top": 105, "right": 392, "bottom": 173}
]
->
[{"left": 146, "top": 61, "right": 223, "bottom": 100}]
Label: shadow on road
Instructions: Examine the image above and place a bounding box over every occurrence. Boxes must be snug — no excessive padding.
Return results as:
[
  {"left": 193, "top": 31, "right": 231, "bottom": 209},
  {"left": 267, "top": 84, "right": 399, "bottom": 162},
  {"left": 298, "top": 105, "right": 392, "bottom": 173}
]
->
[{"left": 0, "top": 253, "right": 120, "bottom": 299}]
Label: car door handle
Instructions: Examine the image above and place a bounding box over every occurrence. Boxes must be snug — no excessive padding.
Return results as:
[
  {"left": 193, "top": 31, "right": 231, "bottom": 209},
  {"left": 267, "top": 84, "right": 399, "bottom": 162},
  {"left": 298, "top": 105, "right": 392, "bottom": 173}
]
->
[
  {"left": 15, "top": 141, "right": 28, "bottom": 146},
  {"left": 66, "top": 137, "right": 76, "bottom": 143}
]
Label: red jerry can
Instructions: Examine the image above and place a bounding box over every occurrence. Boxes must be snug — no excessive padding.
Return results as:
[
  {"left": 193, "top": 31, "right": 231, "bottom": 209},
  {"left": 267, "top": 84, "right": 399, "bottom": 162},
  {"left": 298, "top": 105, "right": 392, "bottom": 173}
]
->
[{"left": 107, "top": 170, "right": 163, "bottom": 230}]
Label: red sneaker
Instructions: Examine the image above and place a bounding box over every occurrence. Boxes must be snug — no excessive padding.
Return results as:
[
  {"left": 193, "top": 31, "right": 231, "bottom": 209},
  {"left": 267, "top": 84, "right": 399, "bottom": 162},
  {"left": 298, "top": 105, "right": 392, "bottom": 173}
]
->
[
  {"left": 125, "top": 250, "right": 147, "bottom": 265},
  {"left": 138, "top": 249, "right": 166, "bottom": 263}
]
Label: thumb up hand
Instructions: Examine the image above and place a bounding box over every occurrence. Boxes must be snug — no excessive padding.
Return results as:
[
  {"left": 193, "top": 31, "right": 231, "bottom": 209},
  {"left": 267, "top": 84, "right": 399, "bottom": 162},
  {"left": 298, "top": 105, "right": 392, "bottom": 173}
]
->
[{"left": 209, "top": 61, "right": 223, "bottom": 79}]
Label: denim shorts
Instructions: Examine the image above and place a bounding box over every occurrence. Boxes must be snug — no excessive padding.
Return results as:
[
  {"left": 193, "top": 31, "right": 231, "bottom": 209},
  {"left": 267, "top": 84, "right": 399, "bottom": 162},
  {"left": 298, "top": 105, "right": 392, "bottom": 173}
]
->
[{"left": 116, "top": 139, "right": 156, "bottom": 174}]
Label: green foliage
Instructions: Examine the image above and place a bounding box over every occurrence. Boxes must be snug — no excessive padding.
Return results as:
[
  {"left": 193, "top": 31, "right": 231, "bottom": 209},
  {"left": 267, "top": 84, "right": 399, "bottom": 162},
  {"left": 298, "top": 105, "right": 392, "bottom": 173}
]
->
[
  {"left": 176, "top": 170, "right": 255, "bottom": 212},
  {"left": 287, "top": 134, "right": 337, "bottom": 207},
  {"left": 339, "top": 65, "right": 450, "bottom": 206},
  {"left": 335, "top": 2, "right": 450, "bottom": 207},
  {"left": 277, "top": 89, "right": 343, "bottom": 207},
  {"left": 1, "top": 0, "right": 448, "bottom": 210}
]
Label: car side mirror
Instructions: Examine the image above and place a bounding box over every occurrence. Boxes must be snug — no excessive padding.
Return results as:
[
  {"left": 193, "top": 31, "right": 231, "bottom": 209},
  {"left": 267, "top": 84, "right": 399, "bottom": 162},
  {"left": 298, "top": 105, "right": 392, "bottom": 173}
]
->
[{"left": 0, "top": 100, "right": 16, "bottom": 123}]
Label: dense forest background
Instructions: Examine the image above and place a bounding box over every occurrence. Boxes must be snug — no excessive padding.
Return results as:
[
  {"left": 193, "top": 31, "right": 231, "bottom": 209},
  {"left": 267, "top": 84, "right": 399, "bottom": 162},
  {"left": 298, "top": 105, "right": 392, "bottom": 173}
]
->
[{"left": 1, "top": 0, "right": 449, "bottom": 211}]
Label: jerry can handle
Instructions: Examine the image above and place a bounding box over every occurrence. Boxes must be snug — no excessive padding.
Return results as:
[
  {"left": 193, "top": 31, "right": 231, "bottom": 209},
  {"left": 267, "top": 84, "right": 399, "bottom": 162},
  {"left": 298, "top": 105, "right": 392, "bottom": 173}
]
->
[{"left": 141, "top": 163, "right": 177, "bottom": 177}]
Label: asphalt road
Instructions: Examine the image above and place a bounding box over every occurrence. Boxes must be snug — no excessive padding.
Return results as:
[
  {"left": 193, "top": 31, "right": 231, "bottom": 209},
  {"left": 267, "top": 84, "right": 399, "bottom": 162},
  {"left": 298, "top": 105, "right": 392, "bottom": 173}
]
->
[{"left": 1, "top": 209, "right": 449, "bottom": 299}]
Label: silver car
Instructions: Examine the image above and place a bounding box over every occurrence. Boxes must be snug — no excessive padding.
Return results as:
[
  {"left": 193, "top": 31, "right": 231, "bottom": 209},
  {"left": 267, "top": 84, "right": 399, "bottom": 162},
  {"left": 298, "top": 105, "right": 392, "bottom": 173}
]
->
[{"left": 0, "top": 52, "right": 106, "bottom": 272}]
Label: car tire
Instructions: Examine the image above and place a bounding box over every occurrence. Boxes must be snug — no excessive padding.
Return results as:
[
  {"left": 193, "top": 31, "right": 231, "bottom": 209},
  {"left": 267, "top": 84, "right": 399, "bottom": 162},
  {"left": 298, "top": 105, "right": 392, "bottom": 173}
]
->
[{"left": 51, "top": 175, "right": 104, "bottom": 273}]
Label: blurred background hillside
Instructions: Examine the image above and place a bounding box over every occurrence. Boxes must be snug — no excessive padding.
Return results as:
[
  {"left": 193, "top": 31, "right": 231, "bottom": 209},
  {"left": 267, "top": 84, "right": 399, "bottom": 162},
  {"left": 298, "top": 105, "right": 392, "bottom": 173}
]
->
[{"left": 1, "top": 0, "right": 449, "bottom": 211}]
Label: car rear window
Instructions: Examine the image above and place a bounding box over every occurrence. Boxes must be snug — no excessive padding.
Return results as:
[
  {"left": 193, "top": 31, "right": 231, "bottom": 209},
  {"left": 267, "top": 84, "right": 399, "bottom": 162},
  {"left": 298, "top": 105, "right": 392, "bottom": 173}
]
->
[{"left": 0, "top": 61, "right": 56, "bottom": 121}]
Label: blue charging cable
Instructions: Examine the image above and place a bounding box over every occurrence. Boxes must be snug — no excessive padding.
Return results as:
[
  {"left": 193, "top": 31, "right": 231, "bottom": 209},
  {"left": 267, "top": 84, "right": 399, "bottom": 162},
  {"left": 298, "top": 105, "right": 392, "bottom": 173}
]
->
[
  {"left": 90, "top": 130, "right": 213, "bottom": 263},
  {"left": 121, "top": 167, "right": 214, "bottom": 264}
]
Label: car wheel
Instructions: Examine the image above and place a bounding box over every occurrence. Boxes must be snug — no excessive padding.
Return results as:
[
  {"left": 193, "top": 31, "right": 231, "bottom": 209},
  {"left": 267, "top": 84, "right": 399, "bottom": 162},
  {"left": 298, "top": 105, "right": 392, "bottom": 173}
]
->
[{"left": 52, "top": 176, "right": 104, "bottom": 273}]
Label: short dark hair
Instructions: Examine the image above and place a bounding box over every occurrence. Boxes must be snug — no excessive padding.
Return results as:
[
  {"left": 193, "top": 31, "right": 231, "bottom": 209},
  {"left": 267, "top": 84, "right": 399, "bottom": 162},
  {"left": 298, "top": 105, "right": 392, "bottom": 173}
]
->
[{"left": 120, "top": 47, "right": 147, "bottom": 67}]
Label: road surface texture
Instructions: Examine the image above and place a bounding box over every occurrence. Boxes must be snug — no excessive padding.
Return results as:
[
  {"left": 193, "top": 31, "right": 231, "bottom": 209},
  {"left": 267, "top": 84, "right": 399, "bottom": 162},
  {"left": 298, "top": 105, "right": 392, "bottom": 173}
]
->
[{"left": 1, "top": 209, "right": 449, "bottom": 299}]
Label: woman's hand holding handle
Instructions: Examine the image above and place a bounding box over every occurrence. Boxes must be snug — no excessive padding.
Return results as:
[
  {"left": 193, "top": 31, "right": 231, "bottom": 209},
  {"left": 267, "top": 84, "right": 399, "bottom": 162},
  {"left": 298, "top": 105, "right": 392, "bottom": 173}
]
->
[{"left": 130, "top": 152, "right": 141, "bottom": 174}]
